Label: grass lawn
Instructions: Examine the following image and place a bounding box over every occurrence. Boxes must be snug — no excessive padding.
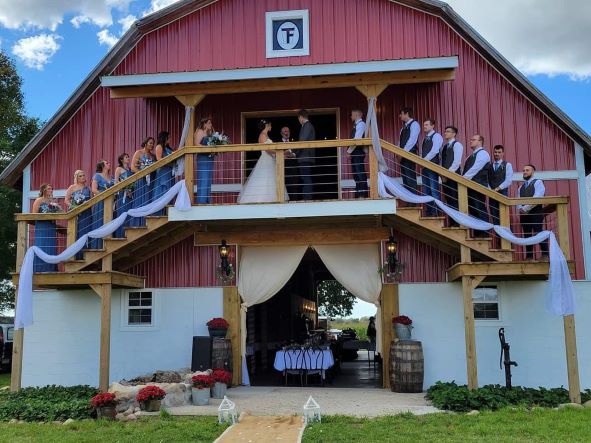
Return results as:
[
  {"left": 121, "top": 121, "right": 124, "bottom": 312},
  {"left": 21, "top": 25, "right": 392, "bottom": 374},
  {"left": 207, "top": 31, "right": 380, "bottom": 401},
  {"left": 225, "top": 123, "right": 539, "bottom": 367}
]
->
[
  {"left": 303, "top": 408, "right": 591, "bottom": 443},
  {"left": 0, "top": 372, "right": 10, "bottom": 388}
]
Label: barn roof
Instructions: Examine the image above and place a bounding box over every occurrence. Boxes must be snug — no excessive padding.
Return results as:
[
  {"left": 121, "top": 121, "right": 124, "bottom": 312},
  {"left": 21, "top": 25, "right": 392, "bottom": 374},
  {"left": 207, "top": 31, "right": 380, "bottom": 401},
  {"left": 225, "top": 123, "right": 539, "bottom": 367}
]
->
[{"left": 1, "top": 0, "right": 589, "bottom": 187}]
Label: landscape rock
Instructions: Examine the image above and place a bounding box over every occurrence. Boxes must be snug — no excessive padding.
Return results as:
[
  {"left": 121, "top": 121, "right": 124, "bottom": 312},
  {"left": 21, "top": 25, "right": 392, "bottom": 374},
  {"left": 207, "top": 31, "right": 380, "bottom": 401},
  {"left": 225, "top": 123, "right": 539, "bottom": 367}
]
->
[
  {"left": 123, "top": 407, "right": 134, "bottom": 416},
  {"left": 152, "top": 371, "right": 182, "bottom": 384},
  {"left": 9, "top": 419, "right": 17, "bottom": 424},
  {"left": 583, "top": 400, "right": 591, "bottom": 408},
  {"left": 558, "top": 403, "right": 584, "bottom": 410},
  {"left": 127, "top": 414, "right": 137, "bottom": 421},
  {"left": 52, "top": 420, "right": 62, "bottom": 425},
  {"left": 63, "top": 419, "right": 75, "bottom": 425},
  {"left": 467, "top": 410, "right": 480, "bottom": 415},
  {"left": 116, "top": 413, "right": 125, "bottom": 421}
]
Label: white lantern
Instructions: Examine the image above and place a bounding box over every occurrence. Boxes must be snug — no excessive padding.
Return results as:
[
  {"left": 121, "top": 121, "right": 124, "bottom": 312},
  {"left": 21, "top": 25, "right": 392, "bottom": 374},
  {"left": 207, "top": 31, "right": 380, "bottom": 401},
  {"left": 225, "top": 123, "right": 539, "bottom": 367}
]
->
[
  {"left": 217, "top": 396, "right": 238, "bottom": 424},
  {"left": 303, "top": 395, "right": 321, "bottom": 424}
]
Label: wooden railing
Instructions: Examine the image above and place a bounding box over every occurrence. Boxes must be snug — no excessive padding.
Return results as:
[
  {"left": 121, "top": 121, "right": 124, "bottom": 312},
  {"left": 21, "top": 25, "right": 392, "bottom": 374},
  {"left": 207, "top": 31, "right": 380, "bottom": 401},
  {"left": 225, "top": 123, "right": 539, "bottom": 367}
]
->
[{"left": 15, "top": 137, "right": 571, "bottom": 268}]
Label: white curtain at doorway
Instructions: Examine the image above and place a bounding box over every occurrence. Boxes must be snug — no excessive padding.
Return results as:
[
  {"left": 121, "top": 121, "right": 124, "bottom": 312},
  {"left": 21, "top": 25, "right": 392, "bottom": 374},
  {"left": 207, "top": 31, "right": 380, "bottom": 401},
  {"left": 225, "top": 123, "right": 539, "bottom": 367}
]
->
[
  {"left": 313, "top": 244, "right": 383, "bottom": 355},
  {"left": 237, "top": 243, "right": 383, "bottom": 385},
  {"left": 238, "top": 245, "right": 308, "bottom": 385}
]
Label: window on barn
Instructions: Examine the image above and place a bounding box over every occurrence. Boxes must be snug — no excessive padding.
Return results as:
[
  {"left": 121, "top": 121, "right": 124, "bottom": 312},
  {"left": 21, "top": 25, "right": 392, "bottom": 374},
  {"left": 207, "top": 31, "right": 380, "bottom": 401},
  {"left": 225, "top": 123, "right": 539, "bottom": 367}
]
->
[
  {"left": 473, "top": 286, "right": 499, "bottom": 320},
  {"left": 126, "top": 291, "right": 153, "bottom": 325}
]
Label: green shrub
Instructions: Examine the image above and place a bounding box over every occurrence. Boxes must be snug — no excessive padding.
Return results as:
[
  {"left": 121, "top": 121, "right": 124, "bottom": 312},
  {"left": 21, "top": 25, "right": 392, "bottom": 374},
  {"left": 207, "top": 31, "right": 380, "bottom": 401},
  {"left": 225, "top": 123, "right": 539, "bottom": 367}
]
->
[
  {"left": 0, "top": 385, "right": 99, "bottom": 422},
  {"left": 426, "top": 381, "right": 591, "bottom": 412}
]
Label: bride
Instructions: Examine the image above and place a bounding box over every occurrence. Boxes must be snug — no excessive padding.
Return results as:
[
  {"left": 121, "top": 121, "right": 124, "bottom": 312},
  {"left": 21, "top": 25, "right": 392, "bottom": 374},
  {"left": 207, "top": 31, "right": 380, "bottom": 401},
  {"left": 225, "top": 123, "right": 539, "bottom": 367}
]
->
[{"left": 238, "top": 120, "right": 289, "bottom": 203}]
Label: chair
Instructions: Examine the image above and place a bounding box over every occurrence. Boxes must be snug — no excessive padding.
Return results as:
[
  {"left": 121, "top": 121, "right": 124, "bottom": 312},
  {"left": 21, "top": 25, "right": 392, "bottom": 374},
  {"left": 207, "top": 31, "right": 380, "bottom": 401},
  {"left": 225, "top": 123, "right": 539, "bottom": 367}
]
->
[
  {"left": 283, "top": 347, "right": 303, "bottom": 386},
  {"left": 303, "top": 346, "right": 325, "bottom": 386}
]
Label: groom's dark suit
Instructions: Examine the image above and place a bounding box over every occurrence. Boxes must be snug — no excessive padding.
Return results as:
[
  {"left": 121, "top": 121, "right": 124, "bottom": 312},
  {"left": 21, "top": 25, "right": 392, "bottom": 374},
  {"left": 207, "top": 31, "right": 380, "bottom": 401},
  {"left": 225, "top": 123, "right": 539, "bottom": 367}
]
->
[{"left": 298, "top": 120, "right": 316, "bottom": 200}]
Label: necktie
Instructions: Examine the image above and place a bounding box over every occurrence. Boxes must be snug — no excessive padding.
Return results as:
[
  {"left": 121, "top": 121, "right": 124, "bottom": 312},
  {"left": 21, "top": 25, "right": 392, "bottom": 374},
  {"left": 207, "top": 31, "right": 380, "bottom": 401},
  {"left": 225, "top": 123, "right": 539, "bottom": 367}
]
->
[{"left": 494, "top": 162, "right": 499, "bottom": 171}]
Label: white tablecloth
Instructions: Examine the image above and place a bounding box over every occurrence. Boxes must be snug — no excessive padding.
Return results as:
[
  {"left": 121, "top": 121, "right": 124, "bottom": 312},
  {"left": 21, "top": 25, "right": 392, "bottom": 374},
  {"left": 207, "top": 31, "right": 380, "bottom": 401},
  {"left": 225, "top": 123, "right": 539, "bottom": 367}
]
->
[{"left": 274, "top": 349, "right": 335, "bottom": 371}]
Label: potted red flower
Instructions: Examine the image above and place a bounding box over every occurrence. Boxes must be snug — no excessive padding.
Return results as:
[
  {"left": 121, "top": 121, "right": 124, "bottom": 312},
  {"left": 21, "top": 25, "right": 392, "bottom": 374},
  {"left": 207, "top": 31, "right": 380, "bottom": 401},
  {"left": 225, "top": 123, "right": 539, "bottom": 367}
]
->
[
  {"left": 90, "top": 392, "right": 117, "bottom": 420},
  {"left": 393, "top": 315, "right": 413, "bottom": 340},
  {"left": 211, "top": 368, "right": 232, "bottom": 399},
  {"left": 206, "top": 317, "right": 229, "bottom": 338},
  {"left": 191, "top": 374, "right": 215, "bottom": 406},
  {"left": 136, "top": 385, "right": 166, "bottom": 412}
]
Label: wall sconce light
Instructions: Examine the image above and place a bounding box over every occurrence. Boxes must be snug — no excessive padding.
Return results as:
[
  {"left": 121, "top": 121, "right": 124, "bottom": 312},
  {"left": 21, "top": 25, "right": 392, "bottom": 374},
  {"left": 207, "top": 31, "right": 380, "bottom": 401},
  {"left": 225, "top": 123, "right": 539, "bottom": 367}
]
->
[
  {"left": 216, "top": 240, "right": 235, "bottom": 282},
  {"left": 380, "top": 235, "right": 404, "bottom": 282},
  {"left": 386, "top": 236, "right": 398, "bottom": 274}
]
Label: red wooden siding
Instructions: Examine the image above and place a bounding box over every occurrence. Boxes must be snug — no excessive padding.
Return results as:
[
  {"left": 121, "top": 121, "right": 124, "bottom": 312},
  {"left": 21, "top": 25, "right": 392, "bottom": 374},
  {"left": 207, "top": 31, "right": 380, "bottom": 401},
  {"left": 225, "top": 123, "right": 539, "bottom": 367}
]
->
[{"left": 27, "top": 0, "right": 585, "bottom": 281}]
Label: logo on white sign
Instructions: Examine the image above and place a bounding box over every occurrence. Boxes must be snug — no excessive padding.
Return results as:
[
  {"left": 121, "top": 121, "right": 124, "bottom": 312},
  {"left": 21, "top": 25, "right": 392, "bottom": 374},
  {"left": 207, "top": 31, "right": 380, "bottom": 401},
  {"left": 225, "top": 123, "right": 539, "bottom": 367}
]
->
[{"left": 276, "top": 21, "right": 300, "bottom": 50}]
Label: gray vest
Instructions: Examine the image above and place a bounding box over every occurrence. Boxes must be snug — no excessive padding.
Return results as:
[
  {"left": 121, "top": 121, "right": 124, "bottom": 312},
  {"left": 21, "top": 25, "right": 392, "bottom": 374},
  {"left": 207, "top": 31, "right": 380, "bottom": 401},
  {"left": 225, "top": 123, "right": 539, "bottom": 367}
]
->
[{"left": 519, "top": 179, "right": 542, "bottom": 214}]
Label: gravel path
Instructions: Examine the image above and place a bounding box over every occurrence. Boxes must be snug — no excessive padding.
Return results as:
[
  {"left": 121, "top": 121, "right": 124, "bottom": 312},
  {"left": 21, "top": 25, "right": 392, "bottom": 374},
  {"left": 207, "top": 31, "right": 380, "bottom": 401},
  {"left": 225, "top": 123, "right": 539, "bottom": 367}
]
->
[{"left": 150, "top": 386, "right": 439, "bottom": 417}]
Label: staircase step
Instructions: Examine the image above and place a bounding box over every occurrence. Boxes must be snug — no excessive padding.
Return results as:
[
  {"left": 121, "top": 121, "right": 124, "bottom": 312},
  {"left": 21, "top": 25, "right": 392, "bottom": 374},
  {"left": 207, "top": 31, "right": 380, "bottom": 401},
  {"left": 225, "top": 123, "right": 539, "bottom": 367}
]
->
[{"left": 420, "top": 216, "right": 446, "bottom": 221}]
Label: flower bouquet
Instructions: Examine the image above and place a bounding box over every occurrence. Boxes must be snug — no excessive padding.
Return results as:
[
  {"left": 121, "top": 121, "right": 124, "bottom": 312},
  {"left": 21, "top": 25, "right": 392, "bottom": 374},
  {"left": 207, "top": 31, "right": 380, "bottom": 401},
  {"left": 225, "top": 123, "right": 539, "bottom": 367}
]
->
[
  {"left": 137, "top": 385, "right": 166, "bottom": 412},
  {"left": 206, "top": 132, "right": 230, "bottom": 157},
  {"left": 211, "top": 369, "right": 232, "bottom": 398},
  {"left": 41, "top": 201, "right": 63, "bottom": 213},
  {"left": 393, "top": 315, "right": 413, "bottom": 340},
  {"left": 206, "top": 317, "right": 229, "bottom": 337},
  {"left": 69, "top": 193, "right": 88, "bottom": 209},
  {"left": 192, "top": 374, "right": 215, "bottom": 405},
  {"left": 90, "top": 392, "right": 117, "bottom": 420}
]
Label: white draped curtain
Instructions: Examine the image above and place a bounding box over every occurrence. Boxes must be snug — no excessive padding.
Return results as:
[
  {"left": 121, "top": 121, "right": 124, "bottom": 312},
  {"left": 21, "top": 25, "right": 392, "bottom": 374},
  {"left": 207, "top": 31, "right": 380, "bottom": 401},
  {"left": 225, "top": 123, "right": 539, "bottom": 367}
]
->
[{"left": 237, "top": 244, "right": 383, "bottom": 385}]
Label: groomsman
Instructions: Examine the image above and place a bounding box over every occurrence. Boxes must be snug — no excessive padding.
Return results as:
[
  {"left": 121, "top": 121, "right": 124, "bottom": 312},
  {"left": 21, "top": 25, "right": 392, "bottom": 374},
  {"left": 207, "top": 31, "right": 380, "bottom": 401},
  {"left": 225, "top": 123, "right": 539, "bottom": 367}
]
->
[
  {"left": 347, "top": 109, "right": 368, "bottom": 198},
  {"left": 281, "top": 126, "right": 299, "bottom": 200},
  {"left": 488, "top": 145, "right": 513, "bottom": 224},
  {"left": 463, "top": 134, "right": 491, "bottom": 235},
  {"left": 518, "top": 165, "right": 548, "bottom": 259},
  {"left": 398, "top": 107, "right": 421, "bottom": 193},
  {"left": 421, "top": 118, "right": 443, "bottom": 216},
  {"left": 297, "top": 109, "right": 316, "bottom": 200},
  {"left": 440, "top": 125, "right": 463, "bottom": 225}
]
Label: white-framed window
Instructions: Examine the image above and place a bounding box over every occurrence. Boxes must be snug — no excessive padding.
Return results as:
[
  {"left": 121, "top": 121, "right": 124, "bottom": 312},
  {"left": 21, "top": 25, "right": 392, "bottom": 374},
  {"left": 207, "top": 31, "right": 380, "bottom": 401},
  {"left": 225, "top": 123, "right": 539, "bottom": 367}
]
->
[
  {"left": 265, "top": 10, "right": 310, "bottom": 58},
  {"left": 473, "top": 286, "right": 500, "bottom": 320},
  {"left": 121, "top": 290, "right": 159, "bottom": 331}
]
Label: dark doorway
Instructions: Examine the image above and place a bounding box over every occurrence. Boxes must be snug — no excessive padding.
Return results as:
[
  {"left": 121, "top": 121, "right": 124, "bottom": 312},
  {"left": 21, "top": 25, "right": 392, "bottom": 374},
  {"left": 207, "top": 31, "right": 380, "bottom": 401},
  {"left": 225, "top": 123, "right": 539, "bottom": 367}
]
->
[{"left": 243, "top": 111, "right": 338, "bottom": 200}]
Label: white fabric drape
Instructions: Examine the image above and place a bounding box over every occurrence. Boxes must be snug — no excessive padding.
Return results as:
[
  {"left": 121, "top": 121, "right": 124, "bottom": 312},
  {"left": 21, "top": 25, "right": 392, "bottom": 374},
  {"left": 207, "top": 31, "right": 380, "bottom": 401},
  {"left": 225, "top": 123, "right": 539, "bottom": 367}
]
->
[
  {"left": 15, "top": 180, "right": 192, "bottom": 330},
  {"left": 378, "top": 172, "right": 575, "bottom": 316},
  {"left": 365, "top": 97, "right": 389, "bottom": 173},
  {"left": 238, "top": 245, "right": 308, "bottom": 384},
  {"left": 313, "top": 244, "right": 383, "bottom": 354},
  {"left": 172, "top": 106, "right": 194, "bottom": 177}
]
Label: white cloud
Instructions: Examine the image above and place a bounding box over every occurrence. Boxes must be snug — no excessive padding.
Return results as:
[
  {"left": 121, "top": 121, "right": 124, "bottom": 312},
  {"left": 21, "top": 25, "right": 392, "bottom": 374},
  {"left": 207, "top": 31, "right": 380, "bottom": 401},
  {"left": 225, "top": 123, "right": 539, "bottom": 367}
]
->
[
  {"left": 446, "top": 0, "right": 591, "bottom": 79},
  {"left": 12, "top": 34, "right": 61, "bottom": 70},
  {"left": 118, "top": 14, "right": 137, "bottom": 33},
  {"left": 97, "top": 29, "right": 119, "bottom": 48},
  {"left": 143, "top": 0, "right": 181, "bottom": 17},
  {"left": 0, "top": 0, "right": 131, "bottom": 31}
]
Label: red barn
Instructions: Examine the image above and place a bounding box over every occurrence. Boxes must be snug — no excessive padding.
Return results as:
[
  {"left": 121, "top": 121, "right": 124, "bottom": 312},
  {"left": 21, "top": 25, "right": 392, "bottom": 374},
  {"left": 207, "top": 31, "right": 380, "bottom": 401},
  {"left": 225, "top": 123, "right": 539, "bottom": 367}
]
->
[{"left": 3, "top": 0, "right": 591, "bottom": 402}]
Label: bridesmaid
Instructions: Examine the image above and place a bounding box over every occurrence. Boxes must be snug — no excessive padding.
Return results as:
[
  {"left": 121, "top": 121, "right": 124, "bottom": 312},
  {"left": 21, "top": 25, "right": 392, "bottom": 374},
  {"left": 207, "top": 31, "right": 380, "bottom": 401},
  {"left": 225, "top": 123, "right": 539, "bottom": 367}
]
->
[
  {"left": 90, "top": 160, "right": 114, "bottom": 249},
  {"left": 32, "top": 184, "right": 62, "bottom": 272},
  {"left": 129, "top": 137, "right": 156, "bottom": 227},
  {"left": 194, "top": 118, "right": 214, "bottom": 204},
  {"left": 152, "top": 131, "right": 175, "bottom": 215},
  {"left": 113, "top": 153, "right": 134, "bottom": 238},
  {"left": 65, "top": 170, "right": 92, "bottom": 260}
]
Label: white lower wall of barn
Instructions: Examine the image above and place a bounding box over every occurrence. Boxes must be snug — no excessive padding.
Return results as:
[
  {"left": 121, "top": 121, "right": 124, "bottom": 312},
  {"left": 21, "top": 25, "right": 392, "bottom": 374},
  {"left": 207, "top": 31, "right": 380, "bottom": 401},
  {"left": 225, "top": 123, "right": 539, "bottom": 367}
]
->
[
  {"left": 399, "top": 281, "right": 591, "bottom": 389},
  {"left": 21, "top": 287, "right": 223, "bottom": 387}
]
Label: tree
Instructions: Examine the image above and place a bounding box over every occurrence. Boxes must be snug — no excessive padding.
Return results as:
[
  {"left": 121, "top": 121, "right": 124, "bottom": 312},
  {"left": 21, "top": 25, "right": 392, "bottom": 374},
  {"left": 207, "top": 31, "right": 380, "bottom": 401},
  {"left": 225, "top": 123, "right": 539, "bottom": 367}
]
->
[
  {"left": 0, "top": 50, "right": 41, "bottom": 313},
  {"left": 316, "top": 280, "right": 356, "bottom": 318}
]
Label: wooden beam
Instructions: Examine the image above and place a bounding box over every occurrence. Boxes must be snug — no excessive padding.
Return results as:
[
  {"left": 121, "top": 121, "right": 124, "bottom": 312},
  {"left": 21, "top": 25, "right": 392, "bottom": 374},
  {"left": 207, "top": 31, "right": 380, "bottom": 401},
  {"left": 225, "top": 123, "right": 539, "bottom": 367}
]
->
[
  {"left": 175, "top": 94, "right": 205, "bottom": 107},
  {"left": 461, "top": 276, "right": 480, "bottom": 390},
  {"left": 194, "top": 227, "right": 390, "bottom": 246},
  {"left": 184, "top": 154, "right": 194, "bottom": 205},
  {"left": 355, "top": 84, "right": 389, "bottom": 98},
  {"left": 447, "top": 261, "right": 576, "bottom": 282},
  {"left": 275, "top": 150, "right": 285, "bottom": 203},
  {"left": 10, "top": 221, "right": 27, "bottom": 392},
  {"left": 223, "top": 287, "right": 242, "bottom": 386},
  {"left": 380, "top": 284, "right": 399, "bottom": 389},
  {"left": 110, "top": 70, "right": 456, "bottom": 99},
  {"left": 556, "top": 203, "right": 571, "bottom": 258},
  {"left": 499, "top": 203, "right": 511, "bottom": 251},
  {"left": 563, "top": 315, "right": 581, "bottom": 403},
  {"left": 12, "top": 271, "right": 144, "bottom": 288},
  {"left": 91, "top": 284, "right": 112, "bottom": 392}
]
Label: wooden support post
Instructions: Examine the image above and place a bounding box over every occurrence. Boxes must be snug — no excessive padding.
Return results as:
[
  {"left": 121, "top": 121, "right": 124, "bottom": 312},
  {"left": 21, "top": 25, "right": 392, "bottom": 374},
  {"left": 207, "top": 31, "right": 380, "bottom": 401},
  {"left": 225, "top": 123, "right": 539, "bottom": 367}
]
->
[
  {"left": 556, "top": 203, "right": 571, "bottom": 258},
  {"left": 223, "top": 287, "right": 242, "bottom": 386},
  {"left": 380, "top": 284, "right": 399, "bottom": 389},
  {"left": 184, "top": 153, "right": 194, "bottom": 205},
  {"left": 458, "top": 184, "right": 468, "bottom": 214},
  {"left": 67, "top": 217, "right": 77, "bottom": 248},
  {"left": 275, "top": 150, "right": 285, "bottom": 202},
  {"left": 461, "top": 275, "right": 484, "bottom": 390},
  {"left": 91, "top": 284, "right": 112, "bottom": 392},
  {"left": 10, "top": 221, "right": 27, "bottom": 392},
  {"left": 499, "top": 203, "right": 511, "bottom": 250},
  {"left": 368, "top": 148, "right": 379, "bottom": 199},
  {"left": 175, "top": 94, "right": 205, "bottom": 147}
]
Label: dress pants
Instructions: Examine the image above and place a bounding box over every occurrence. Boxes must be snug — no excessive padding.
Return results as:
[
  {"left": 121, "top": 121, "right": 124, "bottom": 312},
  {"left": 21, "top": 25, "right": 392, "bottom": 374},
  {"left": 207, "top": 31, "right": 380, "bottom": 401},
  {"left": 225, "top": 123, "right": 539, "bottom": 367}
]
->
[
  {"left": 468, "top": 188, "right": 489, "bottom": 222},
  {"left": 299, "top": 162, "right": 313, "bottom": 200},
  {"left": 521, "top": 211, "right": 548, "bottom": 259},
  {"left": 400, "top": 157, "right": 418, "bottom": 193},
  {"left": 422, "top": 167, "right": 441, "bottom": 216},
  {"left": 489, "top": 189, "right": 508, "bottom": 225},
  {"left": 351, "top": 147, "right": 368, "bottom": 198},
  {"left": 196, "top": 154, "right": 214, "bottom": 203}
]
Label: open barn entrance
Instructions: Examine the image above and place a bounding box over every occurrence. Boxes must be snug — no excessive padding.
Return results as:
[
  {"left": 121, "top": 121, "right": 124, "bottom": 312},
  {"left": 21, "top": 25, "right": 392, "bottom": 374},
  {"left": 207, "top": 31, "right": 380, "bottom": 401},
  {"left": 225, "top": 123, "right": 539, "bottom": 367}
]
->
[
  {"left": 243, "top": 109, "right": 339, "bottom": 200},
  {"left": 245, "top": 247, "right": 381, "bottom": 388}
]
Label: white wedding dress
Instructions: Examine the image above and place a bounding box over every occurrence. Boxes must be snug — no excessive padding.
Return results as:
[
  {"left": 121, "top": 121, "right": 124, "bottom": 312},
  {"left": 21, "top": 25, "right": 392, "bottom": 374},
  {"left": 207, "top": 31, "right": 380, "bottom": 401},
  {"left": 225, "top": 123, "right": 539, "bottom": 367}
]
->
[{"left": 238, "top": 138, "right": 289, "bottom": 203}]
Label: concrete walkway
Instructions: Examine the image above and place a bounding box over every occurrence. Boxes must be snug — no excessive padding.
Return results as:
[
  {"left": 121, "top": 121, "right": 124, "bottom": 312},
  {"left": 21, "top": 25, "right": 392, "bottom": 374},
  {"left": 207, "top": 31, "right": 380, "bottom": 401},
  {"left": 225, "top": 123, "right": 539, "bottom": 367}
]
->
[{"left": 144, "top": 386, "right": 439, "bottom": 417}]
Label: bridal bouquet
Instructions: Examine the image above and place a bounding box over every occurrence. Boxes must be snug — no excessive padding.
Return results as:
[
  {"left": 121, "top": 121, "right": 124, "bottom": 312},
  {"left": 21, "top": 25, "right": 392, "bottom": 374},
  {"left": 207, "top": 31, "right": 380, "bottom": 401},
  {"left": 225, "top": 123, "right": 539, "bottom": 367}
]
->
[
  {"left": 41, "top": 201, "right": 63, "bottom": 213},
  {"left": 69, "top": 193, "right": 88, "bottom": 209}
]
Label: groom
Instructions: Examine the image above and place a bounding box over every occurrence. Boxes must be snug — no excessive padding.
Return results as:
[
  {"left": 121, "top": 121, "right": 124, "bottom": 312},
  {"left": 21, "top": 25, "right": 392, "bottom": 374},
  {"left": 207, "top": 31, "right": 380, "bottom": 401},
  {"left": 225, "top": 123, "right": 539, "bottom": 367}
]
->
[{"left": 297, "top": 109, "right": 316, "bottom": 200}]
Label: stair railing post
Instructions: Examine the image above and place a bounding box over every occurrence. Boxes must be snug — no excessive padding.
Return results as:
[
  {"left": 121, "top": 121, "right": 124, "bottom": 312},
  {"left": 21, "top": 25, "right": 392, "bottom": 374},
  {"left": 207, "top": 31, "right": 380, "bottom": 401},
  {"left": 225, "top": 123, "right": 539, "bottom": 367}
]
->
[
  {"left": 184, "top": 153, "right": 194, "bottom": 205},
  {"left": 275, "top": 149, "right": 285, "bottom": 202},
  {"left": 499, "top": 202, "right": 511, "bottom": 251},
  {"left": 11, "top": 220, "right": 27, "bottom": 392}
]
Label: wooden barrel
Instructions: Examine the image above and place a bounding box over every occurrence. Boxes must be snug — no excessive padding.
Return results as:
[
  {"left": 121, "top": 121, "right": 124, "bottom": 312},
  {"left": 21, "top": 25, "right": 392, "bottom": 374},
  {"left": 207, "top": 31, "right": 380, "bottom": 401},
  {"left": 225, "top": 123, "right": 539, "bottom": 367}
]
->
[
  {"left": 390, "top": 340, "right": 424, "bottom": 393},
  {"left": 212, "top": 338, "right": 233, "bottom": 373}
]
